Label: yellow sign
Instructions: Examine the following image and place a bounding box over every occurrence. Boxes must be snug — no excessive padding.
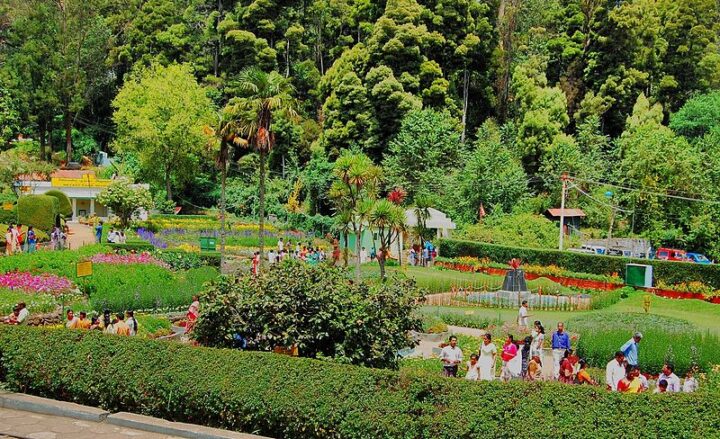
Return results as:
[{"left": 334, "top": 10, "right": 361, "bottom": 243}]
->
[
  {"left": 76, "top": 261, "right": 93, "bottom": 278},
  {"left": 2, "top": 203, "right": 13, "bottom": 211},
  {"left": 51, "top": 174, "right": 112, "bottom": 188}
]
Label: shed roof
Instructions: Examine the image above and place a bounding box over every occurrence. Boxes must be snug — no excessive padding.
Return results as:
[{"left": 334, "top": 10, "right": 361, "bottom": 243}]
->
[
  {"left": 405, "top": 208, "right": 456, "bottom": 230},
  {"left": 546, "top": 208, "right": 586, "bottom": 218}
]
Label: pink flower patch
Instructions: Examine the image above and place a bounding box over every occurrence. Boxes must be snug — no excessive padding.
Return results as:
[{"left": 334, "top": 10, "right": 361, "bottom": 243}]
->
[
  {"left": 0, "top": 272, "right": 74, "bottom": 294},
  {"left": 90, "top": 252, "right": 170, "bottom": 269}
]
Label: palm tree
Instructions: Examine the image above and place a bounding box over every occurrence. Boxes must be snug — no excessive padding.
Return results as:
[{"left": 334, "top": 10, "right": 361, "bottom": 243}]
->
[
  {"left": 227, "top": 68, "right": 298, "bottom": 261},
  {"left": 413, "top": 194, "right": 432, "bottom": 263},
  {"left": 204, "top": 108, "right": 247, "bottom": 273},
  {"left": 370, "top": 199, "right": 406, "bottom": 281},
  {"left": 330, "top": 151, "right": 381, "bottom": 280}
]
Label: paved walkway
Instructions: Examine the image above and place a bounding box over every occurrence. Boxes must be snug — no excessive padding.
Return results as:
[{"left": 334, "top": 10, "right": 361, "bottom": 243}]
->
[
  {"left": 66, "top": 222, "right": 96, "bottom": 249},
  {"left": 0, "top": 407, "right": 180, "bottom": 439}
]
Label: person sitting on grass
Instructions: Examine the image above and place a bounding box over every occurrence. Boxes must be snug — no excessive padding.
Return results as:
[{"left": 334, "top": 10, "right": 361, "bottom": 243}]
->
[
  {"left": 559, "top": 349, "right": 575, "bottom": 384},
  {"left": 2, "top": 307, "right": 20, "bottom": 325},
  {"left": 576, "top": 359, "right": 597, "bottom": 385},
  {"left": 618, "top": 366, "right": 642, "bottom": 393},
  {"left": 526, "top": 355, "right": 542, "bottom": 381},
  {"left": 89, "top": 317, "right": 101, "bottom": 331},
  {"left": 654, "top": 379, "right": 668, "bottom": 394},
  {"left": 65, "top": 310, "right": 79, "bottom": 329},
  {"left": 114, "top": 313, "right": 130, "bottom": 336},
  {"left": 16, "top": 302, "right": 28, "bottom": 325},
  {"left": 658, "top": 363, "right": 681, "bottom": 393},
  {"left": 77, "top": 311, "right": 91, "bottom": 329}
]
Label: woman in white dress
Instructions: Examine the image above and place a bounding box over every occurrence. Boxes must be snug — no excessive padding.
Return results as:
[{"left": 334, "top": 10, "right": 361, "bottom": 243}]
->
[
  {"left": 478, "top": 333, "right": 497, "bottom": 381},
  {"left": 531, "top": 323, "right": 545, "bottom": 358}
]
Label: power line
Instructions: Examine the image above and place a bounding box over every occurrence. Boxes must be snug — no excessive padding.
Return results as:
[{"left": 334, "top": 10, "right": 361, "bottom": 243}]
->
[
  {"left": 568, "top": 175, "right": 720, "bottom": 205},
  {"left": 569, "top": 183, "right": 633, "bottom": 213}
]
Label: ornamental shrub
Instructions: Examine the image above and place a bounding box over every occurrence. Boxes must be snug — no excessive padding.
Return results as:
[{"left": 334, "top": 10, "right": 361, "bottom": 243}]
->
[
  {"left": 439, "top": 238, "right": 720, "bottom": 288},
  {"left": 43, "top": 189, "right": 72, "bottom": 218},
  {"left": 0, "top": 327, "right": 719, "bottom": 438},
  {"left": 195, "top": 260, "right": 422, "bottom": 369},
  {"left": 17, "top": 195, "right": 58, "bottom": 232}
]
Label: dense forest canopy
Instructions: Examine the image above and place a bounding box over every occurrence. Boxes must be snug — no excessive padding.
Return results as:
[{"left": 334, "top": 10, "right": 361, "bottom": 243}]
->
[{"left": 1, "top": 0, "right": 720, "bottom": 254}]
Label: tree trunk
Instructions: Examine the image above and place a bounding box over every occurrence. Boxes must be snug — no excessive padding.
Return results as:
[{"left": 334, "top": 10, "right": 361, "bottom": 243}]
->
[
  {"left": 354, "top": 225, "right": 362, "bottom": 281},
  {"left": 397, "top": 233, "right": 402, "bottom": 267},
  {"left": 39, "top": 120, "right": 47, "bottom": 162},
  {"left": 343, "top": 231, "right": 349, "bottom": 267},
  {"left": 378, "top": 250, "right": 386, "bottom": 281},
  {"left": 461, "top": 67, "right": 469, "bottom": 144},
  {"left": 165, "top": 166, "right": 173, "bottom": 201},
  {"left": 258, "top": 148, "right": 267, "bottom": 262},
  {"left": 219, "top": 145, "right": 227, "bottom": 274},
  {"left": 214, "top": 0, "right": 223, "bottom": 77},
  {"left": 286, "top": 40, "right": 291, "bottom": 77},
  {"left": 64, "top": 110, "right": 73, "bottom": 162}
]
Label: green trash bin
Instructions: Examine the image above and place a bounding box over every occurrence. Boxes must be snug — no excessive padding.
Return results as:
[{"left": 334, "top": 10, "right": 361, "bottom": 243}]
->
[{"left": 199, "top": 237, "right": 217, "bottom": 251}]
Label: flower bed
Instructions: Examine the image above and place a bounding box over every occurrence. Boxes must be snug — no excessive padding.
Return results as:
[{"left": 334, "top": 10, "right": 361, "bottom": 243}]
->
[
  {"left": 0, "top": 272, "right": 73, "bottom": 295},
  {"left": 90, "top": 252, "right": 171, "bottom": 269},
  {"left": 435, "top": 258, "right": 624, "bottom": 291}
]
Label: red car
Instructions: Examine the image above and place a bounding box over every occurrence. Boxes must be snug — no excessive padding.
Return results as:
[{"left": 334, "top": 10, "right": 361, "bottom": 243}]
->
[{"left": 655, "top": 248, "right": 687, "bottom": 262}]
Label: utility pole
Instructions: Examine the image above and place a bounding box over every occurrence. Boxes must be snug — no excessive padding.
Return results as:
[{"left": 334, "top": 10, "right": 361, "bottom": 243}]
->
[{"left": 558, "top": 173, "right": 569, "bottom": 251}]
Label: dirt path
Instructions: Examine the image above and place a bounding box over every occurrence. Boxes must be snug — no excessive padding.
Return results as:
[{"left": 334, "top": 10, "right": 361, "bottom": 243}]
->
[{"left": 66, "top": 222, "right": 96, "bottom": 249}]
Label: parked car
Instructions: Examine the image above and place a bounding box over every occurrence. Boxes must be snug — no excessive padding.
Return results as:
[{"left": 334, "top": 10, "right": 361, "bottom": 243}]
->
[
  {"left": 686, "top": 253, "right": 712, "bottom": 264},
  {"left": 655, "top": 247, "right": 687, "bottom": 261}
]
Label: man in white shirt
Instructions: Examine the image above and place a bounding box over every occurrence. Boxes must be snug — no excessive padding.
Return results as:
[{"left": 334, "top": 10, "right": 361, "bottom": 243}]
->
[
  {"left": 657, "top": 363, "right": 681, "bottom": 392},
  {"left": 606, "top": 351, "right": 626, "bottom": 391},
  {"left": 517, "top": 300, "right": 531, "bottom": 328},
  {"left": 440, "top": 336, "right": 463, "bottom": 377},
  {"left": 16, "top": 302, "right": 29, "bottom": 325},
  {"left": 278, "top": 238, "right": 284, "bottom": 253}
]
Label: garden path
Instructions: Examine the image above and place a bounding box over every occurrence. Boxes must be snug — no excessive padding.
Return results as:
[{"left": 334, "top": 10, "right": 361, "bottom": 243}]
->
[
  {"left": 66, "top": 223, "right": 96, "bottom": 249},
  {"left": 415, "top": 324, "right": 557, "bottom": 380},
  {"left": 0, "top": 407, "right": 180, "bottom": 438}
]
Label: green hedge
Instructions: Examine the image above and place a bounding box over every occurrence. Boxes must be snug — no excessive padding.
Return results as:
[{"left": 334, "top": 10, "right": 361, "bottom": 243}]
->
[
  {"left": 17, "top": 195, "right": 58, "bottom": 232},
  {"left": 439, "top": 238, "right": 720, "bottom": 288},
  {"left": 0, "top": 327, "right": 718, "bottom": 438},
  {"left": 43, "top": 190, "right": 73, "bottom": 218}
]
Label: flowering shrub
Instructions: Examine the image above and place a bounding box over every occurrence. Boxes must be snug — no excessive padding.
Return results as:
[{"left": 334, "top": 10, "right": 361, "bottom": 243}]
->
[
  {"left": 0, "top": 272, "right": 73, "bottom": 294},
  {"left": 90, "top": 252, "right": 171, "bottom": 269},
  {"left": 136, "top": 228, "right": 168, "bottom": 249}
]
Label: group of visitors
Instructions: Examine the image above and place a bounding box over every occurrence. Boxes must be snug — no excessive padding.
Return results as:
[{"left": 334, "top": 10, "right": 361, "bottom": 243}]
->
[
  {"left": 442, "top": 310, "right": 699, "bottom": 393},
  {"left": 4, "top": 224, "right": 38, "bottom": 255},
  {"left": 408, "top": 241, "right": 437, "bottom": 267},
  {"left": 253, "top": 239, "right": 328, "bottom": 275},
  {"left": 50, "top": 226, "right": 68, "bottom": 250},
  {"left": 2, "top": 302, "right": 29, "bottom": 325},
  {"left": 106, "top": 228, "right": 127, "bottom": 244},
  {"left": 64, "top": 308, "right": 138, "bottom": 336}
]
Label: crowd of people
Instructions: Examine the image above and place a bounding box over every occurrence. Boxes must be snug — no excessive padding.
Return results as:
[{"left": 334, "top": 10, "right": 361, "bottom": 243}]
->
[
  {"left": 63, "top": 308, "right": 138, "bottom": 336},
  {"left": 440, "top": 313, "right": 699, "bottom": 394},
  {"left": 4, "top": 224, "right": 39, "bottom": 255}
]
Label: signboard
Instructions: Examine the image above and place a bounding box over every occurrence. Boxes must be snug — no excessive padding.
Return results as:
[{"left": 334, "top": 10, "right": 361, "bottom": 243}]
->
[
  {"left": 51, "top": 174, "right": 112, "bottom": 188},
  {"left": 76, "top": 261, "right": 93, "bottom": 278},
  {"left": 2, "top": 203, "right": 13, "bottom": 211}
]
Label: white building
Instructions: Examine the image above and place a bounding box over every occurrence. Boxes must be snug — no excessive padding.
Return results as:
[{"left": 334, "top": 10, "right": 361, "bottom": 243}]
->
[{"left": 15, "top": 170, "right": 148, "bottom": 221}]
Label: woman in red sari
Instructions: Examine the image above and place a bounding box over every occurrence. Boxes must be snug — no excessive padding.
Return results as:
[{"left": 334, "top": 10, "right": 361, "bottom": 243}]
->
[{"left": 559, "top": 349, "right": 574, "bottom": 384}]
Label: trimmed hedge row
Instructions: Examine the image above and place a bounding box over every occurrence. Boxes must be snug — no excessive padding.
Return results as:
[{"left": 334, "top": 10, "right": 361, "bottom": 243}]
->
[
  {"left": 0, "top": 327, "right": 718, "bottom": 438},
  {"left": 439, "top": 238, "right": 720, "bottom": 288}
]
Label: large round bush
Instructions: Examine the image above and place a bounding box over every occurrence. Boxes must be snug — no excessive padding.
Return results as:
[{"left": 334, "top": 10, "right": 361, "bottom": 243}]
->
[{"left": 194, "top": 261, "right": 422, "bottom": 369}]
